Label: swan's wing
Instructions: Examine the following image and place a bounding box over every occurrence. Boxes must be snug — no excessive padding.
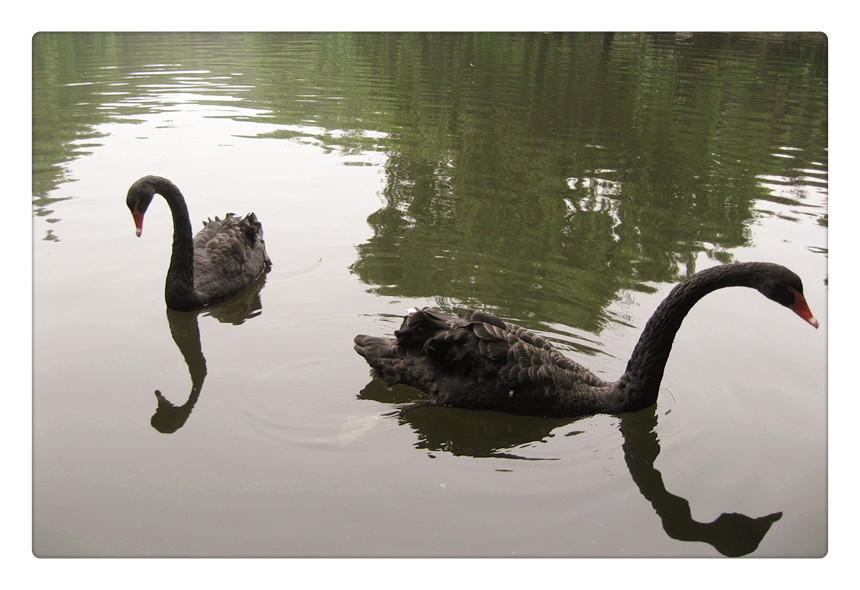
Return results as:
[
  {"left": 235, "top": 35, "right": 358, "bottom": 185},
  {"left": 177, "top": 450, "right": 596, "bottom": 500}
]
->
[
  {"left": 192, "top": 213, "right": 270, "bottom": 299},
  {"left": 462, "top": 311, "right": 607, "bottom": 387},
  {"left": 397, "top": 308, "right": 604, "bottom": 389}
]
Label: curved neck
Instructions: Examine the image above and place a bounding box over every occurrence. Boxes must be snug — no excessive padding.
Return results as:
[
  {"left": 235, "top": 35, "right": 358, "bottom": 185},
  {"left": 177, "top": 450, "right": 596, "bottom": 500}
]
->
[
  {"left": 612, "top": 263, "right": 770, "bottom": 411},
  {"left": 151, "top": 178, "right": 200, "bottom": 310}
]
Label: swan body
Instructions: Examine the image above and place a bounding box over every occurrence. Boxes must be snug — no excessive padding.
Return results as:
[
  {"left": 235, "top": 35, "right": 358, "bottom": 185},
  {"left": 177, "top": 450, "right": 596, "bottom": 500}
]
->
[
  {"left": 126, "top": 175, "right": 272, "bottom": 311},
  {"left": 354, "top": 263, "right": 818, "bottom": 418}
]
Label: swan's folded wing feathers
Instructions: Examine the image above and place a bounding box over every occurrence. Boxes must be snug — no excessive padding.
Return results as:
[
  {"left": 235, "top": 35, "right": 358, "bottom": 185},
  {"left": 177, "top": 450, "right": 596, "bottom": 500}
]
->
[
  {"left": 464, "top": 309, "right": 507, "bottom": 329},
  {"left": 201, "top": 232, "right": 246, "bottom": 276},
  {"left": 189, "top": 213, "right": 270, "bottom": 305},
  {"left": 477, "top": 338, "right": 509, "bottom": 360},
  {"left": 507, "top": 323, "right": 554, "bottom": 352},
  {"left": 471, "top": 320, "right": 507, "bottom": 341},
  {"left": 384, "top": 307, "right": 607, "bottom": 395},
  {"left": 467, "top": 310, "right": 555, "bottom": 352}
]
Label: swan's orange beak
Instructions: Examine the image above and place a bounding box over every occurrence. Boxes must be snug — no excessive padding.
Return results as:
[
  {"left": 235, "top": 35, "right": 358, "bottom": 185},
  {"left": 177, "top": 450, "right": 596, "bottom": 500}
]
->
[
  {"left": 788, "top": 287, "right": 819, "bottom": 328},
  {"left": 132, "top": 205, "right": 145, "bottom": 237}
]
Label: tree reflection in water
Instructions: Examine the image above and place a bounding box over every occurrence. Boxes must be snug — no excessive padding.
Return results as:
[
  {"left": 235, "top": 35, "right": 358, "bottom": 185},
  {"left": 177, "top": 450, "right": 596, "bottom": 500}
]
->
[
  {"left": 342, "top": 33, "right": 824, "bottom": 556},
  {"left": 358, "top": 378, "right": 781, "bottom": 556},
  {"left": 149, "top": 272, "right": 269, "bottom": 434}
]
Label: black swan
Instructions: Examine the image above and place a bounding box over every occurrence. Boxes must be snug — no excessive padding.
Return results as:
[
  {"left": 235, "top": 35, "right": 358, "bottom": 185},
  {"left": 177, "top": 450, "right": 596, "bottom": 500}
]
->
[
  {"left": 126, "top": 175, "right": 272, "bottom": 311},
  {"left": 354, "top": 262, "right": 818, "bottom": 418}
]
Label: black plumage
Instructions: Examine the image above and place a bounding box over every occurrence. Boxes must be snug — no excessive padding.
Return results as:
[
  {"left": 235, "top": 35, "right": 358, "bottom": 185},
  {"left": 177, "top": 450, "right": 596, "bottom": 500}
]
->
[
  {"left": 355, "top": 263, "right": 818, "bottom": 418},
  {"left": 126, "top": 175, "right": 272, "bottom": 311}
]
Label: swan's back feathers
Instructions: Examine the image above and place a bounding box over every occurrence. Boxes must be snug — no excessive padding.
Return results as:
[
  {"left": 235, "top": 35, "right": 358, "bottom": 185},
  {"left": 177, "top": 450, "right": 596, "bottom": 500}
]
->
[
  {"left": 191, "top": 212, "right": 271, "bottom": 303},
  {"left": 354, "top": 307, "right": 614, "bottom": 416}
]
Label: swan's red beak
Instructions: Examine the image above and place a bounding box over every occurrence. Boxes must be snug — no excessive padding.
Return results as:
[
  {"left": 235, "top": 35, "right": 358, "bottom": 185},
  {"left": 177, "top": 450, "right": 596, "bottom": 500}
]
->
[
  {"left": 132, "top": 205, "right": 145, "bottom": 237},
  {"left": 788, "top": 287, "right": 819, "bottom": 328}
]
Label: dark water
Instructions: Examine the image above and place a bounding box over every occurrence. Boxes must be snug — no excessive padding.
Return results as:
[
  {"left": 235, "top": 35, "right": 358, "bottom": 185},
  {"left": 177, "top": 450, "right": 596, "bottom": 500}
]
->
[{"left": 32, "top": 32, "right": 826, "bottom": 558}]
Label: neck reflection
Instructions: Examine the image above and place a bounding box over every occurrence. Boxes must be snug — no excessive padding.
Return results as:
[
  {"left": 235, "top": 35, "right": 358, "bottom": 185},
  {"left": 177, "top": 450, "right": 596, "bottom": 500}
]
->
[
  {"left": 149, "top": 272, "right": 268, "bottom": 433},
  {"left": 358, "top": 379, "right": 782, "bottom": 556}
]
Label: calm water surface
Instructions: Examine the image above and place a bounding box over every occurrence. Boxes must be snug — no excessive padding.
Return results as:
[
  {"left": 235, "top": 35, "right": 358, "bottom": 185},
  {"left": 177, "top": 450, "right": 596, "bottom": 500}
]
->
[{"left": 32, "top": 32, "right": 827, "bottom": 557}]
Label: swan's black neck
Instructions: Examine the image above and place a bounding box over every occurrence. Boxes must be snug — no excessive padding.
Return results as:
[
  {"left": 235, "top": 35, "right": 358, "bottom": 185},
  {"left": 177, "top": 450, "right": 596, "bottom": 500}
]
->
[
  {"left": 147, "top": 177, "right": 200, "bottom": 310},
  {"left": 612, "top": 263, "right": 778, "bottom": 412}
]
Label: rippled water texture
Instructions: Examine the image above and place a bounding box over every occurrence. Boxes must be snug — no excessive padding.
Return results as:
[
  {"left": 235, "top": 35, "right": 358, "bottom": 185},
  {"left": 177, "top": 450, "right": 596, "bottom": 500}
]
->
[{"left": 32, "top": 32, "right": 827, "bottom": 557}]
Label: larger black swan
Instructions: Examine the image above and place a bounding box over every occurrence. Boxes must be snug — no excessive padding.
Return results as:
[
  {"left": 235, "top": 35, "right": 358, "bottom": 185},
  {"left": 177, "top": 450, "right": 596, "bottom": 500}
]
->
[
  {"left": 354, "top": 263, "right": 818, "bottom": 418},
  {"left": 126, "top": 175, "right": 271, "bottom": 311}
]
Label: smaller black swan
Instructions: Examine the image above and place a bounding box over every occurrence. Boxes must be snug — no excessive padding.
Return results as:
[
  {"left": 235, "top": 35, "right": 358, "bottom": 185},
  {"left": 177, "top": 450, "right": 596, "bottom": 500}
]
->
[
  {"left": 354, "top": 263, "right": 818, "bottom": 418},
  {"left": 126, "top": 175, "right": 271, "bottom": 311}
]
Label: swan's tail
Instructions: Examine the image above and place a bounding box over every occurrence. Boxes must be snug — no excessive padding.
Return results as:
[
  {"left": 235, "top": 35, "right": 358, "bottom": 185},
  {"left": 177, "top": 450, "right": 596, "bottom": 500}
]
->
[
  {"left": 355, "top": 308, "right": 460, "bottom": 391},
  {"left": 354, "top": 334, "right": 403, "bottom": 385}
]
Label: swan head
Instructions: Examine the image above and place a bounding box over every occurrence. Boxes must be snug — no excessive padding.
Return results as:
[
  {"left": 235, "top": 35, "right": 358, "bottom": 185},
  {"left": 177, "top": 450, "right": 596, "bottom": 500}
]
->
[
  {"left": 754, "top": 263, "right": 819, "bottom": 328},
  {"left": 126, "top": 176, "right": 159, "bottom": 237}
]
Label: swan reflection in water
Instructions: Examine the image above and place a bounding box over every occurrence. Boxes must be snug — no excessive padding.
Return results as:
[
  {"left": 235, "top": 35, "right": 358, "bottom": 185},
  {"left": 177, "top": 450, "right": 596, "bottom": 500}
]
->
[
  {"left": 150, "top": 272, "right": 268, "bottom": 434},
  {"left": 358, "top": 378, "right": 782, "bottom": 557}
]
